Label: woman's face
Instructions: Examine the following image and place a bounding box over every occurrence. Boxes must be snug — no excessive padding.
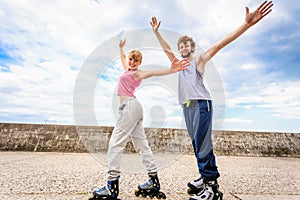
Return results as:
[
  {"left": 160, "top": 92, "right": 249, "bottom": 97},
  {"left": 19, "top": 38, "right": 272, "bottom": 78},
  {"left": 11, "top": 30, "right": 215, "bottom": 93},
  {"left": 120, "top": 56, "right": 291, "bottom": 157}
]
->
[{"left": 128, "top": 57, "right": 141, "bottom": 70}]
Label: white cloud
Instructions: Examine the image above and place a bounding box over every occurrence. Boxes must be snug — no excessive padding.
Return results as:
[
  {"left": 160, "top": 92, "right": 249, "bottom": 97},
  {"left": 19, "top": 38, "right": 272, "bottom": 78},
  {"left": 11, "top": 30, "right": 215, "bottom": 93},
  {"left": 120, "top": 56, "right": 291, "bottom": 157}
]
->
[
  {"left": 0, "top": 0, "right": 299, "bottom": 133},
  {"left": 224, "top": 117, "right": 252, "bottom": 125},
  {"left": 240, "top": 63, "right": 258, "bottom": 70},
  {"left": 0, "top": 59, "right": 77, "bottom": 124},
  {"left": 0, "top": 0, "right": 135, "bottom": 124},
  {"left": 226, "top": 80, "right": 300, "bottom": 119}
]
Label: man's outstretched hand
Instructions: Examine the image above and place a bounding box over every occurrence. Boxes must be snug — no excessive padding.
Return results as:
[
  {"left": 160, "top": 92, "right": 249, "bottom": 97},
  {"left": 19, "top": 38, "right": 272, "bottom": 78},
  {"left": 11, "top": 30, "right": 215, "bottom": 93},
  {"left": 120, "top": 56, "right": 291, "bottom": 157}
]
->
[{"left": 245, "top": 1, "right": 273, "bottom": 26}]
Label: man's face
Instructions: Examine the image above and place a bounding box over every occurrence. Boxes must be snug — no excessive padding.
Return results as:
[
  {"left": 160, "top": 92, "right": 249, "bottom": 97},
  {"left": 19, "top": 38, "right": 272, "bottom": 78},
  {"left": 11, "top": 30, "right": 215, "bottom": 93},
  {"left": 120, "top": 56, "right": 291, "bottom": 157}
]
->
[{"left": 178, "top": 41, "right": 194, "bottom": 58}]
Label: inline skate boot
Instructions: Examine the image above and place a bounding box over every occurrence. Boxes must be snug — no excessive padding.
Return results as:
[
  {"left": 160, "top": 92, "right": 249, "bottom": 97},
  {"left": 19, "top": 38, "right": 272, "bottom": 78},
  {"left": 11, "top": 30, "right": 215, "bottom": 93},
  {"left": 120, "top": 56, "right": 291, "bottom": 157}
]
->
[
  {"left": 134, "top": 174, "right": 166, "bottom": 199},
  {"left": 189, "top": 179, "right": 223, "bottom": 200},
  {"left": 187, "top": 176, "right": 205, "bottom": 195},
  {"left": 89, "top": 178, "right": 120, "bottom": 200}
]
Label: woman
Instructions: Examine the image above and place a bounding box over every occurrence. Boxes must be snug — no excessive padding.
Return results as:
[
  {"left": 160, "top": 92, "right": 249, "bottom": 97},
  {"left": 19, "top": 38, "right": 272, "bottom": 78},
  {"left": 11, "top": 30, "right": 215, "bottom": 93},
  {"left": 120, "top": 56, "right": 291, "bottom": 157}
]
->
[{"left": 89, "top": 39, "right": 189, "bottom": 200}]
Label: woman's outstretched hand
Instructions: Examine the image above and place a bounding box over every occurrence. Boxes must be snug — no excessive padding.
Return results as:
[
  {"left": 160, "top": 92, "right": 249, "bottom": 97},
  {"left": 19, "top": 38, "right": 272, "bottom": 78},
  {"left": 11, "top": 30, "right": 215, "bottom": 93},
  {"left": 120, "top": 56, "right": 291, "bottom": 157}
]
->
[
  {"left": 119, "top": 39, "right": 126, "bottom": 48},
  {"left": 171, "top": 58, "right": 190, "bottom": 72}
]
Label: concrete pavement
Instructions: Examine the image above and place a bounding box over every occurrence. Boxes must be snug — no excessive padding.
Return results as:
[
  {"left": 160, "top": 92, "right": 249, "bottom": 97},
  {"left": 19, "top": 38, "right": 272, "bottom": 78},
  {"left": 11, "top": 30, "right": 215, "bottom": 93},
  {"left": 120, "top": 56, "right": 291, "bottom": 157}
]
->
[{"left": 0, "top": 152, "right": 299, "bottom": 200}]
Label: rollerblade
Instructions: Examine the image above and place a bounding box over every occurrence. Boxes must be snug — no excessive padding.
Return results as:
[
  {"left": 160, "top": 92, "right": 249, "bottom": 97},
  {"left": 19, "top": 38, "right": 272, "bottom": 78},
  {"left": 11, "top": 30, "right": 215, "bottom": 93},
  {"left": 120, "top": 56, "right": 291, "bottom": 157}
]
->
[
  {"left": 187, "top": 177, "right": 205, "bottom": 195},
  {"left": 89, "top": 178, "right": 120, "bottom": 200},
  {"left": 134, "top": 174, "right": 166, "bottom": 199},
  {"left": 189, "top": 180, "right": 223, "bottom": 200}
]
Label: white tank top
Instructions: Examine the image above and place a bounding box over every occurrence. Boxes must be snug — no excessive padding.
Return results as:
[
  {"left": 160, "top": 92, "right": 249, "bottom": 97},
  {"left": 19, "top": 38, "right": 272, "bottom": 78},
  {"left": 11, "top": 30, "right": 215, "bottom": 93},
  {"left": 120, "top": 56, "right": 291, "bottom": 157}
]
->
[{"left": 178, "top": 58, "right": 211, "bottom": 105}]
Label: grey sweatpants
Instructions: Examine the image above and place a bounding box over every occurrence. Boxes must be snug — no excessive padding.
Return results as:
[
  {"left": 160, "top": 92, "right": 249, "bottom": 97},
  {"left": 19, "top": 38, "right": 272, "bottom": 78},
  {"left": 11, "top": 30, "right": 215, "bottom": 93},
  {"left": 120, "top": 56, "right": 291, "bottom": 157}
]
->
[{"left": 107, "top": 97, "right": 157, "bottom": 180}]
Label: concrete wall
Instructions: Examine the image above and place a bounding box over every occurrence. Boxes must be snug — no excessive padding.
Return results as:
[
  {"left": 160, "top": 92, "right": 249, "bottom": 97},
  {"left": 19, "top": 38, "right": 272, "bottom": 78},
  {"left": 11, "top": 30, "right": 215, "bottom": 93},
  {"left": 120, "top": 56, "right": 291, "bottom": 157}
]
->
[{"left": 0, "top": 123, "right": 299, "bottom": 157}]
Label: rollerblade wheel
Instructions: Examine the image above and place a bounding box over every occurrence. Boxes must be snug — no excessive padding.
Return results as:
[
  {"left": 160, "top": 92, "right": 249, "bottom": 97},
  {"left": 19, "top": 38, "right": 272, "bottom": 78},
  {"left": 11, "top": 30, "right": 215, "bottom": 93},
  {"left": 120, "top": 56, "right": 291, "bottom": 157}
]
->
[
  {"left": 158, "top": 191, "right": 166, "bottom": 199},
  {"left": 134, "top": 189, "right": 140, "bottom": 197},
  {"left": 88, "top": 195, "right": 97, "bottom": 200},
  {"left": 187, "top": 188, "right": 200, "bottom": 195},
  {"left": 142, "top": 193, "right": 147, "bottom": 197},
  {"left": 187, "top": 187, "right": 200, "bottom": 195}
]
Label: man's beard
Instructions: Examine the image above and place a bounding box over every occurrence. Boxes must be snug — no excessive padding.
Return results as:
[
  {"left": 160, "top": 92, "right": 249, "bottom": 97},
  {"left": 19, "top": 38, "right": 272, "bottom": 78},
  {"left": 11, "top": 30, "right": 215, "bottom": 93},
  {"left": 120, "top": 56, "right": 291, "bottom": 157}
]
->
[{"left": 181, "top": 51, "right": 192, "bottom": 58}]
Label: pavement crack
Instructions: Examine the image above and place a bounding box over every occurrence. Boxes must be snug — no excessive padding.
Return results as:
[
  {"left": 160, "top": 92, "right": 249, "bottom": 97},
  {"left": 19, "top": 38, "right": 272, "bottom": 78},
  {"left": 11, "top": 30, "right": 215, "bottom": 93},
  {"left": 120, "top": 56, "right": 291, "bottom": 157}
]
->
[
  {"left": 230, "top": 192, "right": 243, "bottom": 200},
  {"left": 0, "top": 153, "right": 50, "bottom": 165}
]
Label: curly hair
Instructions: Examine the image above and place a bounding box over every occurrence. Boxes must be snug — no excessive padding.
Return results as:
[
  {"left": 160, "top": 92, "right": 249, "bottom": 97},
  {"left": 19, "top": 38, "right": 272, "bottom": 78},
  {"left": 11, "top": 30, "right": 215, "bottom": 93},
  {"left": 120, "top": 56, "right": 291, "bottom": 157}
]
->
[{"left": 177, "top": 35, "right": 196, "bottom": 53}]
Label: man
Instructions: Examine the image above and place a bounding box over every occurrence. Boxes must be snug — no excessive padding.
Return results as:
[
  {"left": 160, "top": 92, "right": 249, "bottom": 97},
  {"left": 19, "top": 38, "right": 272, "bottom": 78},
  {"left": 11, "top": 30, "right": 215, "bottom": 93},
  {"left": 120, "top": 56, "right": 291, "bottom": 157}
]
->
[{"left": 150, "top": 1, "right": 273, "bottom": 200}]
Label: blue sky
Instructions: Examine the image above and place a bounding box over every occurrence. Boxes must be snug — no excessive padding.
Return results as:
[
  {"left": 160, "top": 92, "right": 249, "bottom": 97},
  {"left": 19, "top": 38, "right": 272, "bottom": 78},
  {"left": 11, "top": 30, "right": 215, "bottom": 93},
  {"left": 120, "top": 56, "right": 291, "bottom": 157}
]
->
[{"left": 0, "top": 0, "right": 299, "bottom": 133}]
